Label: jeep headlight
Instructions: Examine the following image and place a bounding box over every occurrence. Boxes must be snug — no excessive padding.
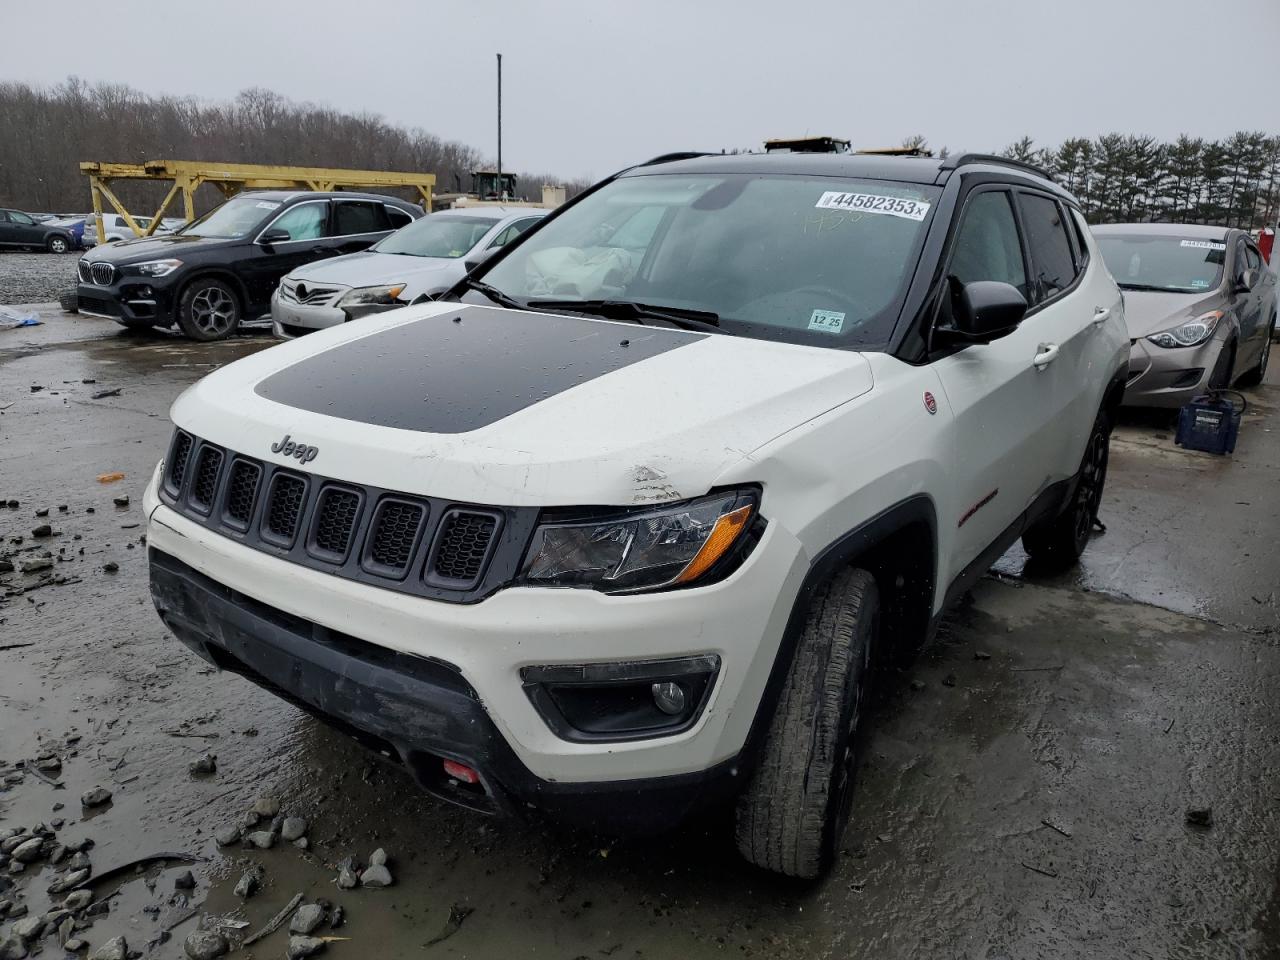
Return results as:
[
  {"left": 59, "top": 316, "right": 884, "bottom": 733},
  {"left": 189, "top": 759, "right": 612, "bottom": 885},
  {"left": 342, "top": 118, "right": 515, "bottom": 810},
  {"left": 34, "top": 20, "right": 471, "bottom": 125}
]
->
[
  {"left": 134, "top": 258, "right": 182, "bottom": 277},
  {"left": 1147, "top": 310, "right": 1223, "bottom": 349},
  {"left": 337, "top": 283, "right": 406, "bottom": 307},
  {"left": 520, "top": 489, "right": 759, "bottom": 593}
]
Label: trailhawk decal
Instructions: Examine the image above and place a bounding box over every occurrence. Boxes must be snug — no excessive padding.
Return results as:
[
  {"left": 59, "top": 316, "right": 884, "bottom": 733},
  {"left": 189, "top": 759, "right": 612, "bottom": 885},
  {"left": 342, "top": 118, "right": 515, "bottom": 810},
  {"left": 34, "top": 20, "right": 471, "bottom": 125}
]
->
[
  {"left": 814, "top": 191, "right": 931, "bottom": 222},
  {"left": 255, "top": 306, "right": 705, "bottom": 435}
]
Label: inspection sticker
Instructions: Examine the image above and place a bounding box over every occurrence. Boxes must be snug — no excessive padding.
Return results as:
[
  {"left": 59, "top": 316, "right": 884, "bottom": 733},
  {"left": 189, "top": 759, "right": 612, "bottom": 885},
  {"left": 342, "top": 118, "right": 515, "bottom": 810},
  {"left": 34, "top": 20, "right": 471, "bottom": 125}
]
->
[
  {"left": 815, "top": 191, "right": 930, "bottom": 221},
  {"left": 808, "top": 309, "right": 846, "bottom": 333},
  {"left": 1180, "top": 239, "right": 1226, "bottom": 250},
  {"left": 255, "top": 201, "right": 282, "bottom": 210}
]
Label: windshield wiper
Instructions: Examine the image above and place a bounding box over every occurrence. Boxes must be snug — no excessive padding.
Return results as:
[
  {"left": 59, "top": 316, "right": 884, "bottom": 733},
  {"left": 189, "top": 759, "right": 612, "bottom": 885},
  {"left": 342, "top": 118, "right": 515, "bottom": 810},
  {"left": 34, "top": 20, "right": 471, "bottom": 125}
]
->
[
  {"left": 526, "top": 298, "right": 722, "bottom": 334},
  {"left": 1117, "top": 282, "right": 1192, "bottom": 293},
  {"left": 462, "top": 277, "right": 527, "bottom": 310}
]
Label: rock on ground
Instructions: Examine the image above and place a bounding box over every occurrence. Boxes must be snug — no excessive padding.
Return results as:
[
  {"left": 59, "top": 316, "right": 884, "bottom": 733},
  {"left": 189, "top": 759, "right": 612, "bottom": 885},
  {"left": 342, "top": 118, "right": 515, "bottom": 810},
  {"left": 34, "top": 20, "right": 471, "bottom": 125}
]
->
[
  {"left": 182, "top": 930, "right": 228, "bottom": 960},
  {"left": 245, "top": 831, "right": 276, "bottom": 850},
  {"left": 80, "top": 787, "right": 112, "bottom": 808},
  {"left": 360, "top": 864, "right": 392, "bottom": 888},
  {"left": 0, "top": 935, "right": 27, "bottom": 960},
  {"left": 368, "top": 848, "right": 387, "bottom": 867},
  {"left": 10, "top": 839, "right": 43, "bottom": 865},
  {"left": 289, "top": 903, "right": 325, "bottom": 935},
  {"left": 10, "top": 916, "right": 43, "bottom": 941},
  {"left": 286, "top": 936, "right": 326, "bottom": 959},
  {"left": 87, "top": 937, "right": 127, "bottom": 960},
  {"left": 233, "top": 867, "right": 262, "bottom": 899},
  {"left": 280, "top": 818, "right": 307, "bottom": 842},
  {"left": 250, "top": 797, "right": 280, "bottom": 817},
  {"left": 213, "top": 825, "right": 240, "bottom": 847}
]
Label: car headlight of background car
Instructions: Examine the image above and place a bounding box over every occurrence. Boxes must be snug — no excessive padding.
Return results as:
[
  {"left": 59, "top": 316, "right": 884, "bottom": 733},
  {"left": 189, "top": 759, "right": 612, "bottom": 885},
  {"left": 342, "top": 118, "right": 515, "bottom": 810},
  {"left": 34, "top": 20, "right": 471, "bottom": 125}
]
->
[
  {"left": 1146, "top": 310, "right": 1223, "bottom": 349},
  {"left": 520, "top": 488, "right": 761, "bottom": 593},
  {"left": 336, "top": 283, "right": 407, "bottom": 307},
  {"left": 133, "top": 259, "right": 183, "bottom": 277}
]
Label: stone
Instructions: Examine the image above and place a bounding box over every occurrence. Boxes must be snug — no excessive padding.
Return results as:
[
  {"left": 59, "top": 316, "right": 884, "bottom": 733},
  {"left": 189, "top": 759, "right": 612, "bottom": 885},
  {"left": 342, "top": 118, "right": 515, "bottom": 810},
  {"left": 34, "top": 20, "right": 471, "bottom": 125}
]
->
[
  {"left": 47, "top": 868, "right": 90, "bottom": 894},
  {"left": 289, "top": 903, "right": 325, "bottom": 935},
  {"left": 213, "top": 825, "right": 240, "bottom": 847},
  {"left": 286, "top": 936, "right": 326, "bottom": 959},
  {"left": 250, "top": 797, "right": 280, "bottom": 817},
  {"left": 65, "top": 939, "right": 87, "bottom": 952},
  {"left": 68, "top": 851, "right": 91, "bottom": 869},
  {"left": 80, "top": 787, "right": 112, "bottom": 808},
  {"left": 368, "top": 848, "right": 387, "bottom": 867},
  {"left": 1186, "top": 807, "right": 1213, "bottom": 828},
  {"left": 62, "top": 890, "right": 92, "bottom": 912},
  {"left": 182, "top": 930, "right": 228, "bottom": 960},
  {"left": 112, "top": 496, "right": 129, "bottom": 508},
  {"left": 101, "top": 562, "right": 118, "bottom": 574},
  {"left": 187, "top": 755, "right": 216, "bottom": 776},
  {"left": 0, "top": 935, "right": 27, "bottom": 960},
  {"left": 87, "top": 936, "right": 127, "bottom": 960},
  {"left": 245, "top": 831, "right": 276, "bottom": 850},
  {"left": 280, "top": 818, "right": 307, "bottom": 842},
  {"left": 18, "top": 558, "right": 52, "bottom": 575},
  {"left": 173, "top": 870, "right": 196, "bottom": 890},
  {"left": 0, "top": 838, "right": 26, "bottom": 856},
  {"left": 232, "top": 868, "right": 261, "bottom": 899},
  {"left": 359, "top": 864, "right": 392, "bottom": 888},
  {"left": 10, "top": 916, "right": 43, "bottom": 941},
  {"left": 10, "top": 839, "right": 44, "bottom": 864},
  {"left": 336, "top": 858, "right": 359, "bottom": 890},
  {"left": 292, "top": 838, "right": 309, "bottom": 851},
  {"left": 240, "top": 811, "right": 260, "bottom": 830},
  {"left": 329, "top": 906, "right": 344, "bottom": 929},
  {"left": 30, "top": 525, "right": 52, "bottom": 539}
]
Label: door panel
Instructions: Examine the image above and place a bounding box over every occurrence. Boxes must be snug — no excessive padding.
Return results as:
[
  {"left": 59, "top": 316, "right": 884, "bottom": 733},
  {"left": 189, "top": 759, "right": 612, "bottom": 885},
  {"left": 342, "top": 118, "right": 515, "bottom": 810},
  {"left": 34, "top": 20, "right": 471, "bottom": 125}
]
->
[{"left": 236, "top": 200, "right": 332, "bottom": 311}]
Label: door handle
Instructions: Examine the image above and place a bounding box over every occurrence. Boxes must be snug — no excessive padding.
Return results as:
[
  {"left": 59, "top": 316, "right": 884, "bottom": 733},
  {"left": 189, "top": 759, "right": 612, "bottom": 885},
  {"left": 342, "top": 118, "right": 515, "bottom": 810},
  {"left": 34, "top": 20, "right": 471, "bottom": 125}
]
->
[
  {"left": 1092, "top": 306, "right": 1110, "bottom": 326},
  {"left": 1033, "top": 343, "right": 1059, "bottom": 369}
]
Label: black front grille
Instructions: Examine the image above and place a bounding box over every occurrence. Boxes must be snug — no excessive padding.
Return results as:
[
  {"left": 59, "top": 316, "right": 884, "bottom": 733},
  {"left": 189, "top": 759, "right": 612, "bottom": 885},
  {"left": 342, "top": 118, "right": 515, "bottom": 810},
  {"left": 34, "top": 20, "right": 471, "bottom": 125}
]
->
[
  {"left": 77, "top": 260, "right": 91, "bottom": 283},
  {"left": 169, "top": 432, "right": 194, "bottom": 491},
  {"left": 158, "top": 430, "right": 531, "bottom": 603},
  {"left": 224, "top": 460, "right": 261, "bottom": 529},
  {"left": 190, "top": 446, "right": 224, "bottom": 512},
  {"left": 90, "top": 262, "right": 115, "bottom": 285},
  {"left": 265, "top": 473, "right": 307, "bottom": 544},
  {"left": 430, "top": 511, "right": 499, "bottom": 587},
  {"left": 367, "top": 500, "right": 426, "bottom": 575},
  {"left": 311, "top": 487, "right": 362, "bottom": 560}
]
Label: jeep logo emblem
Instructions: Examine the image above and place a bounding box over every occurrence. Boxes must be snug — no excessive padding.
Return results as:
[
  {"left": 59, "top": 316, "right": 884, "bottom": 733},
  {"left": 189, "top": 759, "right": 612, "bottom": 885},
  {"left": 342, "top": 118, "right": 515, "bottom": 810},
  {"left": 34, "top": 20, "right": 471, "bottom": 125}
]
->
[{"left": 270, "top": 434, "right": 318, "bottom": 464}]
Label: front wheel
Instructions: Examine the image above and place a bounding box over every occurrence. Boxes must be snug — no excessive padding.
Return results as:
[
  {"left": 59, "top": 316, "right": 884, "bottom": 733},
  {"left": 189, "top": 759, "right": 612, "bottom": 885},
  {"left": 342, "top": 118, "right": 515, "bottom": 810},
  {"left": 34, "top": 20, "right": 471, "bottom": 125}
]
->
[
  {"left": 177, "top": 278, "right": 241, "bottom": 341},
  {"left": 1022, "top": 410, "right": 1110, "bottom": 567},
  {"left": 735, "top": 567, "right": 879, "bottom": 879},
  {"left": 1237, "top": 316, "right": 1274, "bottom": 387},
  {"left": 47, "top": 235, "right": 69, "bottom": 254}
]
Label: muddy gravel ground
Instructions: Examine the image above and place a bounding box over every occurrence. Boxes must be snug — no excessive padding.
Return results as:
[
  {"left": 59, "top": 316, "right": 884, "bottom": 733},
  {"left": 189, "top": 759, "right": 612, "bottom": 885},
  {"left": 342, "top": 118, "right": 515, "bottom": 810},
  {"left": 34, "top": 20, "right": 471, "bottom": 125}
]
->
[
  {"left": 0, "top": 253, "right": 79, "bottom": 306},
  {"left": 1, "top": 305, "right": 1279, "bottom": 959}
]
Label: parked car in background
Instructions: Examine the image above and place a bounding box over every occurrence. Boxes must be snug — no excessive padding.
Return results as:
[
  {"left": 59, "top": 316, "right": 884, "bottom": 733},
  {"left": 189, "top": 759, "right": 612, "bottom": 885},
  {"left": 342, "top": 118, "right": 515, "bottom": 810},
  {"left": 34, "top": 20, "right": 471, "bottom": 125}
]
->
[
  {"left": 45, "top": 215, "right": 87, "bottom": 249},
  {"left": 1094, "top": 224, "right": 1277, "bottom": 406},
  {"left": 0, "top": 208, "right": 79, "bottom": 253},
  {"left": 83, "top": 213, "right": 157, "bottom": 246},
  {"left": 76, "top": 191, "right": 422, "bottom": 340},
  {"left": 146, "top": 152, "right": 1129, "bottom": 879},
  {"left": 272, "top": 206, "right": 546, "bottom": 337}
]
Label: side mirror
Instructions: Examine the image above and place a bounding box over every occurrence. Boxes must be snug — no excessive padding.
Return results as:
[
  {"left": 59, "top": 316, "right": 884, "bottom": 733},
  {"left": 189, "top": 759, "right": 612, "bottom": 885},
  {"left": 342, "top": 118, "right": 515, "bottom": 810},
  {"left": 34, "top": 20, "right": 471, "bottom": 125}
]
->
[
  {"left": 1236, "top": 268, "right": 1258, "bottom": 293},
  {"left": 463, "top": 245, "right": 500, "bottom": 274},
  {"left": 259, "top": 229, "right": 291, "bottom": 246},
  {"left": 953, "top": 280, "right": 1028, "bottom": 341}
]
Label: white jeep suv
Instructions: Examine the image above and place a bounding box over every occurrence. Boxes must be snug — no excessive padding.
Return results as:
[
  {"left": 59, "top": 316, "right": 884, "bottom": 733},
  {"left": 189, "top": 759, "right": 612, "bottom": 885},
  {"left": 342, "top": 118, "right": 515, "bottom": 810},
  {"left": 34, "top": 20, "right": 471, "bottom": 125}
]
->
[{"left": 145, "top": 152, "right": 1128, "bottom": 879}]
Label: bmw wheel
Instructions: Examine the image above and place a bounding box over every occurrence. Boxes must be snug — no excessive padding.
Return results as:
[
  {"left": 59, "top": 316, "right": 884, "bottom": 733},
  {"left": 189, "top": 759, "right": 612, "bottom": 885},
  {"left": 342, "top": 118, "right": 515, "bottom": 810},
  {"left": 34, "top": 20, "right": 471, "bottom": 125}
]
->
[{"left": 178, "top": 278, "right": 241, "bottom": 342}]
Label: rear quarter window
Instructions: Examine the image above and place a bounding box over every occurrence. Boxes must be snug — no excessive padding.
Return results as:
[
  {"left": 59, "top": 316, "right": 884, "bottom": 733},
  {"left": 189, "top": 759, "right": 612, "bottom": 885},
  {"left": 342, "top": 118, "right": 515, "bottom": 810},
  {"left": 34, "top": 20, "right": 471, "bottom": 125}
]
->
[{"left": 1019, "top": 193, "right": 1078, "bottom": 301}]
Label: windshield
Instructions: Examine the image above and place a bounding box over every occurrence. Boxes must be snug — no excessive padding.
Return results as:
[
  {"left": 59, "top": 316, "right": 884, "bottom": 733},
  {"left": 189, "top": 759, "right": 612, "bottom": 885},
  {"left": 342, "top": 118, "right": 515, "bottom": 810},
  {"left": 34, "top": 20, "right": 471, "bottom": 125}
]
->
[
  {"left": 1096, "top": 235, "right": 1226, "bottom": 293},
  {"left": 375, "top": 214, "right": 500, "bottom": 258},
  {"left": 470, "top": 173, "right": 940, "bottom": 349},
  {"left": 179, "top": 196, "right": 281, "bottom": 239}
]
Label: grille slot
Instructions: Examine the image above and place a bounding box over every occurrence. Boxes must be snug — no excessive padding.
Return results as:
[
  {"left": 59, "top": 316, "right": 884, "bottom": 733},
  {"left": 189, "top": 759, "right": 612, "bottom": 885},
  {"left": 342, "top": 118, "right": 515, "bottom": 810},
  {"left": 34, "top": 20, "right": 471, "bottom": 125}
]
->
[
  {"left": 428, "top": 510, "right": 500, "bottom": 588},
  {"left": 309, "top": 486, "right": 362, "bottom": 561},
  {"left": 188, "top": 446, "right": 224, "bottom": 513},
  {"left": 168, "top": 432, "right": 194, "bottom": 492},
  {"left": 263, "top": 473, "right": 308, "bottom": 546},
  {"left": 222, "top": 459, "right": 262, "bottom": 530},
  {"left": 77, "top": 260, "right": 91, "bottom": 283},
  {"left": 89, "top": 262, "right": 115, "bottom": 285},
  {"left": 364, "top": 499, "right": 427, "bottom": 578}
]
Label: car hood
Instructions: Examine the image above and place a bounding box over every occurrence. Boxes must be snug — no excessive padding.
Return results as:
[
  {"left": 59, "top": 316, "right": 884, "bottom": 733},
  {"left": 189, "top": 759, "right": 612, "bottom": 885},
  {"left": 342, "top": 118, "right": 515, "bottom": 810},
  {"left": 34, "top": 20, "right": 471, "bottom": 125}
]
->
[
  {"left": 1122, "top": 290, "right": 1224, "bottom": 338},
  {"left": 287, "top": 251, "right": 459, "bottom": 291},
  {"left": 171, "top": 302, "right": 875, "bottom": 507},
  {"left": 83, "top": 233, "right": 236, "bottom": 262}
]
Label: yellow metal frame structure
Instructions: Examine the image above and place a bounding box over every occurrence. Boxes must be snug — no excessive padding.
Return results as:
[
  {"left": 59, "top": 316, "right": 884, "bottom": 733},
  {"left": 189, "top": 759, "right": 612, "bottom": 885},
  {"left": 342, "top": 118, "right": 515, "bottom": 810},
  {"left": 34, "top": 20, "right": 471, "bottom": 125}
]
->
[{"left": 79, "top": 160, "right": 437, "bottom": 241}]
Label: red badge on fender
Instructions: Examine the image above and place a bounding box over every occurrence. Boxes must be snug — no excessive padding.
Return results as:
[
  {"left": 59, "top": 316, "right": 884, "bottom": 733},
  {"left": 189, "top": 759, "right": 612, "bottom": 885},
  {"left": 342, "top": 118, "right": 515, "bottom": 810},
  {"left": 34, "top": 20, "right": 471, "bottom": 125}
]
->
[{"left": 924, "top": 391, "right": 937, "bottom": 415}]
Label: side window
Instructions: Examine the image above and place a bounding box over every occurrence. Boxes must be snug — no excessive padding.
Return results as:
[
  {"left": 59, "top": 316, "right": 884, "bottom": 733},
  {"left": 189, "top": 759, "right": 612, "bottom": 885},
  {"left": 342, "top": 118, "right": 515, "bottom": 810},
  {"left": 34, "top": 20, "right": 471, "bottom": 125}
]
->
[
  {"left": 0, "top": 211, "right": 9, "bottom": 223},
  {"left": 1069, "top": 207, "right": 1091, "bottom": 268},
  {"left": 948, "top": 190, "right": 1028, "bottom": 300},
  {"left": 268, "top": 202, "right": 329, "bottom": 241},
  {"left": 1245, "top": 243, "right": 1262, "bottom": 273},
  {"left": 10, "top": 211, "right": 36, "bottom": 226},
  {"left": 1019, "top": 193, "right": 1078, "bottom": 301},
  {"left": 487, "top": 217, "right": 541, "bottom": 248},
  {"left": 384, "top": 205, "right": 413, "bottom": 229},
  {"left": 334, "top": 201, "right": 391, "bottom": 236}
]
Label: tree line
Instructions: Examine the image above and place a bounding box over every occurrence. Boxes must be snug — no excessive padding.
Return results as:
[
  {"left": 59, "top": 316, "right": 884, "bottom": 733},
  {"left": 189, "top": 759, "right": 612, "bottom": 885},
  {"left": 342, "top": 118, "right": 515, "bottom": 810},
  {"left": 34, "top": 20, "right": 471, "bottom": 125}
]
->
[
  {"left": 997, "top": 133, "right": 1279, "bottom": 229},
  {"left": 0, "top": 78, "right": 587, "bottom": 215}
]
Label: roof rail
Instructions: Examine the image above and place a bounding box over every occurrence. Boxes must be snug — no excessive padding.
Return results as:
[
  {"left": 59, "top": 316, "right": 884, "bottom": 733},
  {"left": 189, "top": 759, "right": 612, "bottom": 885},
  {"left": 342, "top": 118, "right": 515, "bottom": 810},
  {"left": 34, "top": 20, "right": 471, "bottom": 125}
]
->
[
  {"left": 639, "top": 152, "right": 714, "bottom": 167},
  {"left": 940, "top": 153, "right": 1055, "bottom": 182}
]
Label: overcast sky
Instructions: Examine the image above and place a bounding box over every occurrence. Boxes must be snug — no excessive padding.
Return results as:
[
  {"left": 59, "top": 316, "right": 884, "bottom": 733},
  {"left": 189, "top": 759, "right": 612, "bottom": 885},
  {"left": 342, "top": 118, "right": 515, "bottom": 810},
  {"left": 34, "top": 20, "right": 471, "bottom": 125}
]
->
[{"left": 7, "top": 0, "right": 1278, "bottom": 181}]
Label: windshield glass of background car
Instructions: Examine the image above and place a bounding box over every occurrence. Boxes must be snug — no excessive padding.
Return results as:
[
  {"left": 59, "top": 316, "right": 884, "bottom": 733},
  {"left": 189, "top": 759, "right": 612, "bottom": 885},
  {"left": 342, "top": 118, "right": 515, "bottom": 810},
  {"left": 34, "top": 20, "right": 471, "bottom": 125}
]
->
[
  {"left": 1096, "top": 235, "right": 1225, "bottom": 292},
  {"left": 181, "top": 197, "right": 280, "bottom": 239},
  {"left": 476, "top": 173, "right": 940, "bottom": 349},
  {"left": 375, "top": 215, "right": 500, "bottom": 258}
]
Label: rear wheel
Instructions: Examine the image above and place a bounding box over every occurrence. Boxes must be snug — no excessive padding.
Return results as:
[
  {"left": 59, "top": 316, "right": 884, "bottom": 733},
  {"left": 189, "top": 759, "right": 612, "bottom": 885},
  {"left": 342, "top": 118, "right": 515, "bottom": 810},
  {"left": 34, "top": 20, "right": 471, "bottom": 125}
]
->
[
  {"left": 46, "top": 235, "right": 69, "bottom": 254},
  {"left": 1022, "top": 410, "right": 1110, "bottom": 567},
  {"left": 735, "top": 567, "right": 879, "bottom": 879},
  {"left": 177, "top": 278, "right": 241, "bottom": 341},
  {"left": 1238, "top": 316, "right": 1274, "bottom": 387}
]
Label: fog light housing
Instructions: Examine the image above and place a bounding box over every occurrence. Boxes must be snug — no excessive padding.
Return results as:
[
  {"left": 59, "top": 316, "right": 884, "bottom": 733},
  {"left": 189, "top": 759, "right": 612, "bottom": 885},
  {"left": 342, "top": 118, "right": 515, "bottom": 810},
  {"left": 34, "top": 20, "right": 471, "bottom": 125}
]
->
[{"left": 521, "top": 655, "right": 719, "bottom": 742}]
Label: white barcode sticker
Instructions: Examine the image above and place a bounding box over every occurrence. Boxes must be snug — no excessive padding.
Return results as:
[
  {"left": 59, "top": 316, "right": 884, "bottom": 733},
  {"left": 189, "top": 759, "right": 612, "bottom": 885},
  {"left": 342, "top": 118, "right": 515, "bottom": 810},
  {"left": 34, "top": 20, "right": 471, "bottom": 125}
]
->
[
  {"left": 815, "top": 191, "right": 930, "bottom": 221},
  {"left": 808, "top": 309, "right": 846, "bottom": 333},
  {"left": 255, "top": 201, "right": 282, "bottom": 210},
  {"left": 1180, "top": 239, "right": 1226, "bottom": 250}
]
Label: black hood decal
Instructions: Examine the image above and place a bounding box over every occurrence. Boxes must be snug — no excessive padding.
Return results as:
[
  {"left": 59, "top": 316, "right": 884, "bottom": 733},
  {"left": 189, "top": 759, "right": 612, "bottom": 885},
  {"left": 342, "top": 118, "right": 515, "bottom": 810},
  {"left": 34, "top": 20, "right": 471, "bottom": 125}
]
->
[{"left": 255, "top": 305, "right": 704, "bottom": 434}]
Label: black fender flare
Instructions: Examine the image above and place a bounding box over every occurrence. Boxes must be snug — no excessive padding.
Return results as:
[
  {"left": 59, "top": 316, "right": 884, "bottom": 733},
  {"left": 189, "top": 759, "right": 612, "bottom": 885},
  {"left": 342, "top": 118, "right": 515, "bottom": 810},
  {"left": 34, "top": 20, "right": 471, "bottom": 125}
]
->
[{"left": 737, "top": 494, "right": 938, "bottom": 769}]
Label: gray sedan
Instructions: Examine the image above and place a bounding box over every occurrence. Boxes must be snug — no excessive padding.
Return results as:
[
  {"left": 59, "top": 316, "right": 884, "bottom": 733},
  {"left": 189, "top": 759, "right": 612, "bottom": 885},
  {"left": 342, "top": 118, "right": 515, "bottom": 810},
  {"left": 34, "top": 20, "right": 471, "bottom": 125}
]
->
[{"left": 1094, "top": 223, "right": 1276, "bottom": 408}]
